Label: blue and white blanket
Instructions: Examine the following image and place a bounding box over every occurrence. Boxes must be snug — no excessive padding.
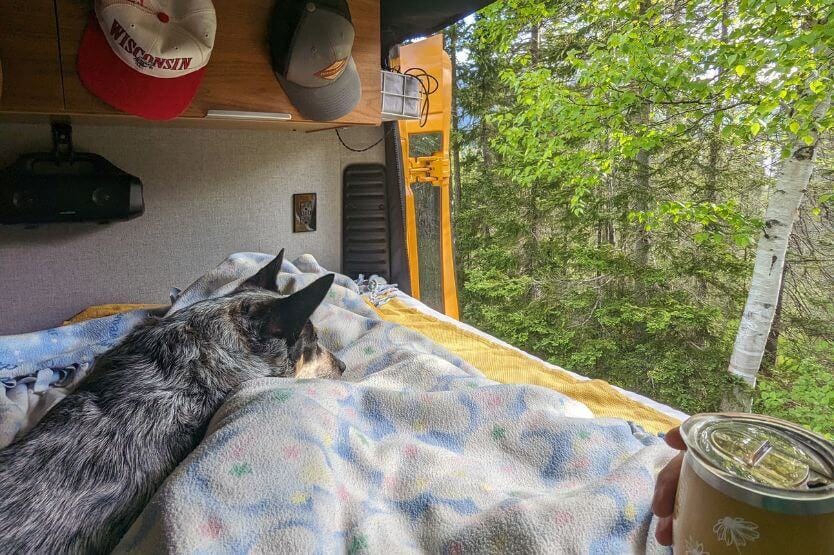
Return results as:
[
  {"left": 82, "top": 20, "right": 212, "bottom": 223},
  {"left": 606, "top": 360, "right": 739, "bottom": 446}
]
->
[{"left": 1, "top": 253, "right": 674, "bottom": 553}]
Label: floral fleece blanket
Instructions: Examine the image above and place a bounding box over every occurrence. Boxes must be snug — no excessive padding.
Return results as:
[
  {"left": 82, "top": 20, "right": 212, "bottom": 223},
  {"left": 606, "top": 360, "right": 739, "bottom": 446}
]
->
[{"left": 1, "top": 253, "right": 675, "bottom": 553}]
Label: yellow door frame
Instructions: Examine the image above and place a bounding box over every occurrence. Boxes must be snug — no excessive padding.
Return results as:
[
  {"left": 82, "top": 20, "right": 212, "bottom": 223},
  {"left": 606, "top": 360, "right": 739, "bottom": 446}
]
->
[{"left": 393, "top": 34, "right": 459, "bottom": 319}]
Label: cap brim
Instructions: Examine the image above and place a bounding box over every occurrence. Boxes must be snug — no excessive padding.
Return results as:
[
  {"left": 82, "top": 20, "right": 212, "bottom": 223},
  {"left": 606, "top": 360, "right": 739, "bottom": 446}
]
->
[
  {"left": 276, "top": 57, "right": 361, "bottom": 121},
  {"left": 77, "top": 13, "right": 204, "bottom": 121}
]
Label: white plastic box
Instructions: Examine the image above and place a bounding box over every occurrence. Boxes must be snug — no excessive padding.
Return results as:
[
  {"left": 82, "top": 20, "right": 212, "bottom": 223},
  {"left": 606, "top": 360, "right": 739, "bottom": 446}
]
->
[{"left": 380, "top": 70, "right": 422, "bottom": 121}]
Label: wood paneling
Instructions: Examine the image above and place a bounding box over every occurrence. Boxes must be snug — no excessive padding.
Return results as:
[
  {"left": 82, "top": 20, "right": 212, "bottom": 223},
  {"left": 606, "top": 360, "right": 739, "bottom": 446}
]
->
[
  {"left": 56, "top": 0, "right": 120, "bottom": 116},
  {"left": 56, "top": 0, "right": 381, "bottom": 125},
  {"left": 0, "top": 0, "right": 64, "bottom": 113}
]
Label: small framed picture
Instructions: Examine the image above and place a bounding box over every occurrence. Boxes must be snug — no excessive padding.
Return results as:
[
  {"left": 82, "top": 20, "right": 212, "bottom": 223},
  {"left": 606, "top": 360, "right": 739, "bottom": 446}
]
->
[{"left": 293, "top": 193, "right": 317, "bottom": 233}]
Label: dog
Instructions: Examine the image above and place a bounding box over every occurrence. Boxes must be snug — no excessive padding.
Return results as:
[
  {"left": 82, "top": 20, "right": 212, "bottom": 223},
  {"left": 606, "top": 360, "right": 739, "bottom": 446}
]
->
[{"left": 0, "top": 250, "right": 344, "bottom": 554}]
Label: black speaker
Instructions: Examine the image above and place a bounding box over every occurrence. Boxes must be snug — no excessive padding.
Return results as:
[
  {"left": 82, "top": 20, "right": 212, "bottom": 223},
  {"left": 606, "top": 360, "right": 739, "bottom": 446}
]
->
[{"left": 0, "top": 125, "right": 144, "bottom": 225}]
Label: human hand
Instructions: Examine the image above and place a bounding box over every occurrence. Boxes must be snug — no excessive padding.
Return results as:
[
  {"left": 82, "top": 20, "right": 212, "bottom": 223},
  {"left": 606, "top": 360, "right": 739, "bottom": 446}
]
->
[{"left": 651, "top": 426, "right": 686, "bottom": 546}]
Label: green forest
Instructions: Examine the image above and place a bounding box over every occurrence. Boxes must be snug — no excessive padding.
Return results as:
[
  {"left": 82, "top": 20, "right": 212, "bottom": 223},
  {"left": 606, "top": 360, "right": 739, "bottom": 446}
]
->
[{"left": 444, "top": 0, "right": 834, "bottom": 436}]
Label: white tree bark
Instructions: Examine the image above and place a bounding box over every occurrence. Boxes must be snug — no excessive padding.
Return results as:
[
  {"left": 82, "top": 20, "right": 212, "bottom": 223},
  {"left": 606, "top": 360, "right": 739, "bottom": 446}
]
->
[{"left": 728, "top": 94, "right": 831, "bottom": 389}]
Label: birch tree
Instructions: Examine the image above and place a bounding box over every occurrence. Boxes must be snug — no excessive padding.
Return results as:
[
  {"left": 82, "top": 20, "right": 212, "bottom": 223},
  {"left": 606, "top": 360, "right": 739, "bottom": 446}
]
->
[
  {"left": 723, "top": 3, "right": 833, "bottom": 407},
  {"left": 728, "top": 94, "right": 831, "bottom": 394}
]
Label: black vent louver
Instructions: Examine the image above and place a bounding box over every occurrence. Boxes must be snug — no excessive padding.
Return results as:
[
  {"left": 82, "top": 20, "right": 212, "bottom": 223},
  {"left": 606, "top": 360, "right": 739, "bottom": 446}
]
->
[{"left": 342, "top": 164, "right": 391, "bottom": 280}]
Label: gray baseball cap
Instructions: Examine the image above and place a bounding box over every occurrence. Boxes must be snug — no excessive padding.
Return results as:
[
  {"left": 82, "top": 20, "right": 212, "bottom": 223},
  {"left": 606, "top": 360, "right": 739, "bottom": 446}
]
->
[{"left": 269, "top": 0, "right": 362, "bottom": 121}]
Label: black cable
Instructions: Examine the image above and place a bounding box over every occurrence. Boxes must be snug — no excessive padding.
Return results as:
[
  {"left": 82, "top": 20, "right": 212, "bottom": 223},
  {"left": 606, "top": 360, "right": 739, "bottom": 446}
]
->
[
  {"left": 402, "top": 67, "right": 439, "bottom": 128},
  {"left": 335, "top": 127, "right": 391, "bottom": 152},
  {"left": 335, "top": 64, "right": 440, "bottom": 151}
]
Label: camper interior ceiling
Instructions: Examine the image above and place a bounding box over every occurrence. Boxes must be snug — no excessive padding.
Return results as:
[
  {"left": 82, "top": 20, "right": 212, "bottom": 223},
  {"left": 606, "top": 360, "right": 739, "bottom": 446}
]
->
[{"left": 1, "top": 1, "right": 832, "bottom": 553}]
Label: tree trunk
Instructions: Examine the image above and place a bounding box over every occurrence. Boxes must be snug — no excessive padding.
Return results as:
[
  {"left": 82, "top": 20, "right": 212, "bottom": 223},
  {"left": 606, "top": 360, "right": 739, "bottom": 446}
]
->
[
  {"left": 530, "top": 22, "right": 540, "bottom": 62},
  {"left": 479, "top": 120, "right": 492, "bottom": 169},
  {"left": 448, "top": 24, "right": 463, "bottom": 223},
  {"left": 761, "top": 268, "right": 786, "bottom": 377},
  {"left": 706, "top": 0, "right": 729, "bottom": 200},
  {"left": 598, "top": 137, "right": 615, "bottom": 249},
  {"left": 524, "top": 22, "right": 543, "bottom": 299},
  {"left": 705, "top": 123, "right": 721, "bottom": 199},
  {"left": 632, "top": 2, "right": 651, "bottom": 277},
  {"left": 634, "top": 101, "right": 651, "bottom": 276},
  {"left": 698, "top": 0, "right": 729, "bottom": 297},
  {"left": 725, "top": 94, "right": 831, "bottom": 408},
  {"left": 606, "top": 144, "right": 616, "bottom": 246}
]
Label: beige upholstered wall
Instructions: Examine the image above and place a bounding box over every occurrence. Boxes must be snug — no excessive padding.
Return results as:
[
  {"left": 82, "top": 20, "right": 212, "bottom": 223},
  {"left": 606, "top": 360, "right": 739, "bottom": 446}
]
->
[{"left": 0, "top": 123, "right": 384, "bottom": 334}]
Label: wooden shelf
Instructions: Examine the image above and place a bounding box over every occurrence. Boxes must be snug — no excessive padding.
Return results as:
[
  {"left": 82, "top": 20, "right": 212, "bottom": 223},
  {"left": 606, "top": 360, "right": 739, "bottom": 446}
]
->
[
  {"left": 0, "top": 0, "right": 64, "bottom": 113},
  {"left": 2, "top": 0, "right": 380, "bottom": 127}
]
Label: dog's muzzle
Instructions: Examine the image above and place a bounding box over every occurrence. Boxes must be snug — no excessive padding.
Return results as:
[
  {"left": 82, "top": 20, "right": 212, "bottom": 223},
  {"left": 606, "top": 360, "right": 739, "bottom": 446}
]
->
[{"left": 295, "top": 346, "right": 345, "bottom": 379}]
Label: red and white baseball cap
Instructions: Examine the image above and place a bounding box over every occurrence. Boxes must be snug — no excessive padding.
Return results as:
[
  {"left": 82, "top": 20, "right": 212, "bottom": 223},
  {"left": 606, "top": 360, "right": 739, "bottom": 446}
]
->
[{"left": 77, "top": 0, "right": 216, "bottom": 120}]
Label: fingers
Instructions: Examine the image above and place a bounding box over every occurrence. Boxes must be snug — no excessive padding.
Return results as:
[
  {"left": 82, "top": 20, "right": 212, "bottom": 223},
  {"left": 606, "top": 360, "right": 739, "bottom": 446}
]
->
[
  {"left": 664, "top": 426, "right": 686, "bottom": 451},
  {"left": 655, "top": 515, "right": 674, "bottom": 546},
  {"left": 652, "top": 452, "right": 684, "bottom": 518},
  {"left": 652, "top": 426, "right": 687, "bottom": 547}
]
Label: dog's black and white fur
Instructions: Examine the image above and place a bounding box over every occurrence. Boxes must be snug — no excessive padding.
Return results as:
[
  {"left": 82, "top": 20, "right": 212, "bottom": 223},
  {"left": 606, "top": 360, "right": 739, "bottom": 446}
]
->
[{"left": 0, "top": 251, "right": 344, "bottom": 554}]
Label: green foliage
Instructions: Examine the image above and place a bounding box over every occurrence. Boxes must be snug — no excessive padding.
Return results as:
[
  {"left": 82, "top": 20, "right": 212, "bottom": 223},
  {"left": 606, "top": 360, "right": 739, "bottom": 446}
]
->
[
  {"left": 756, "top": 339, "right": 834, "bottom": 439},
  {"left": 448, "top": 0, "right": 834, "bottom": 431}
]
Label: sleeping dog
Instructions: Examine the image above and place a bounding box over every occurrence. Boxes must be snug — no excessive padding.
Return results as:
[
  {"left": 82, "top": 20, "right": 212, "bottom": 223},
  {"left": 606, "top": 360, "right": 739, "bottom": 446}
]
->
[{"left": 0, "top": 250, "right": 344, "bottom": 554}]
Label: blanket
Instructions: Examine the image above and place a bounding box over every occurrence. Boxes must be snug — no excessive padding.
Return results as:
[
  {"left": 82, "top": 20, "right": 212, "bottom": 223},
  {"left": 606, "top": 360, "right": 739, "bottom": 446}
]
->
[
  {"left": 1, "top": 253, "right": 675, "bottom": 553},
  {"left": 131, "top": 254, "right": 674, "bottom": 553}
]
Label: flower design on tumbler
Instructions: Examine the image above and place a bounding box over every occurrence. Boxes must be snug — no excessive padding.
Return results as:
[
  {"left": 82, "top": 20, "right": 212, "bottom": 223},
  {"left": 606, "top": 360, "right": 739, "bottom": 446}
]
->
[
  {"left": 713, "top": 516, "right": 759, "bottom": 548},
  {"left": 684, "top": 535, "right": 709, "bottom": 555}
]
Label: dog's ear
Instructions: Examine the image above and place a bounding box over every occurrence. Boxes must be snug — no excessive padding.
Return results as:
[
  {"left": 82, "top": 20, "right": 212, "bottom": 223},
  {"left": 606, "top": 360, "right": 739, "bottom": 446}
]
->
[
  {"left": 265, "top": 274, "right": 335, "bottom": 340},
  {"left": 241, "top": 249, "right": 284, "bottom": 292}
]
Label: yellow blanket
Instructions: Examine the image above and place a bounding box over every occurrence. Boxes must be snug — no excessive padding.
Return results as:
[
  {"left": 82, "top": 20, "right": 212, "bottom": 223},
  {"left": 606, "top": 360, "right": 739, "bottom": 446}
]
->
[
  {"left": 66, "top": 299, "right": 680, "bottom": 435},
  {"left": 373, "top": 299, "right": 680, "bottom": 435},
  {"left": 64, "top": 304, "right": 167, "bottom": 325}
]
